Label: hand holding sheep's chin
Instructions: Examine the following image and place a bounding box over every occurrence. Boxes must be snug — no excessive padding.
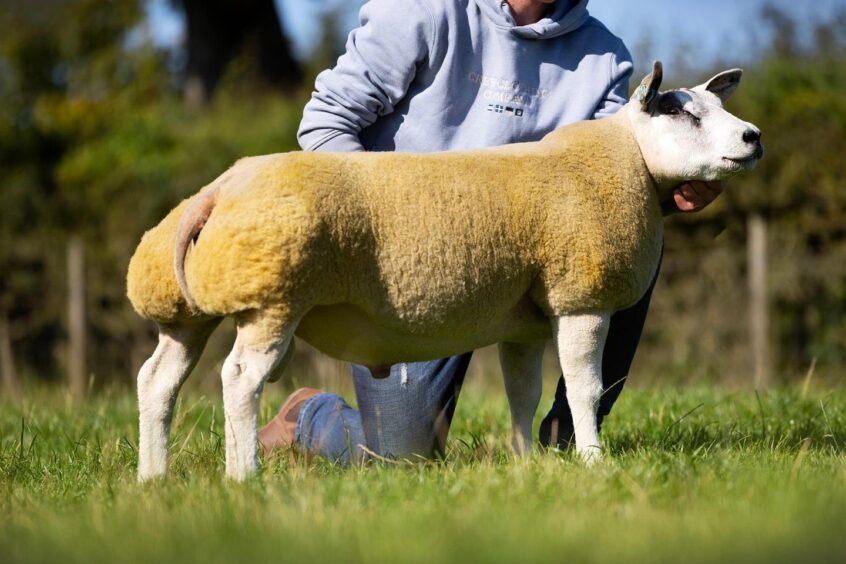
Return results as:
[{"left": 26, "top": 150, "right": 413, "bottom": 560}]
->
[{"left": 662, "top": 180, "right": 724, "bottom": 215}]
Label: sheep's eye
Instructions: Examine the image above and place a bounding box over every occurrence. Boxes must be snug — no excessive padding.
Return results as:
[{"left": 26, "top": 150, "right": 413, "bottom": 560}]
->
[
  {"left": 684, "top": 109, "right": 702, "bottom": 122},
  {"left": 664, "top": 105, "right": 700, "bottom": 123},
  {"left": 658, "top": 97, "right": 682, "bottom": 115}
]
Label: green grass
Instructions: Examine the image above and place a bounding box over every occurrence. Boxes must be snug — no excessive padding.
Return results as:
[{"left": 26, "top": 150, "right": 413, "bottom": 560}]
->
[{"left": 1, "top": 386, "right": 845, "bottom": 563}]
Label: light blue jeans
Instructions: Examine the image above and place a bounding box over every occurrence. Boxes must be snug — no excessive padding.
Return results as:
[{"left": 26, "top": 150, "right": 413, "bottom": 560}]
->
[{"left": 295, "top": 354, "right": 472, "bottom": 464}]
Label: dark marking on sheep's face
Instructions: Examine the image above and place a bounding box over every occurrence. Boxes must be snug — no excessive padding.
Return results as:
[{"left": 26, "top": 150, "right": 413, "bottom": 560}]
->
[{"left": 657, "top": 91, "right": 702, "bottom": 127}]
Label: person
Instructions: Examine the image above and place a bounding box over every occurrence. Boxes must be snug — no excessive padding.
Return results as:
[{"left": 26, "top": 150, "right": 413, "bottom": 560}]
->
[{"left": 258, "top": 0, "right": 722, "bottom": 463}]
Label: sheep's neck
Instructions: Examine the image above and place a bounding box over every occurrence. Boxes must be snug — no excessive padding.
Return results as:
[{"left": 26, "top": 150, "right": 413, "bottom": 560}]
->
[
  {"left": 620, "top": 107, "right": 678, "bottom": 203},
  {"left": 641, "top": 170, "right": 677, "bottom": 205}
]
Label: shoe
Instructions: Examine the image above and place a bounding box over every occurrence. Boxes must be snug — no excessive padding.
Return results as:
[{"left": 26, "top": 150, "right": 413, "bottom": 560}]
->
[{"left": 258, "top": 387, "right": 323, "bottom": 455}]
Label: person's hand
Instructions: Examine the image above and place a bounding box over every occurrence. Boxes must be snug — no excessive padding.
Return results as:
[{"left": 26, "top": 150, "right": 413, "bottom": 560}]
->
[{"left": 662, "top": 180, "right": 724, "bottom": 215}]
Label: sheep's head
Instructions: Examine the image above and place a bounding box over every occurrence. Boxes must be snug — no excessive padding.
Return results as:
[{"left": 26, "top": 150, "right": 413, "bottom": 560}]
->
[{"left": 627, "top": 61, "right": 764, "bottom": 188}]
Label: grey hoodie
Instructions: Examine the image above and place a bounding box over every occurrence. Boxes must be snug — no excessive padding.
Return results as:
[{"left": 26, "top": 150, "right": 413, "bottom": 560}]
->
[{"left": 297, "top": 0, "right": 632, "bottom": 153}]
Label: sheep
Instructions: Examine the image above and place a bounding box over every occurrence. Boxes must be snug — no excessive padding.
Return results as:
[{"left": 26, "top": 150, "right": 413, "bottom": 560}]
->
[{"left": 127, "top": 62, "right": 763, "bottom": 481}]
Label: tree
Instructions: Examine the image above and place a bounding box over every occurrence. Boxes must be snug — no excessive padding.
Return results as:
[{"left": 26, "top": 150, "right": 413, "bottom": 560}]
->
[
  {"left": 179, "top": 0, "right": 302, "bottom": 104},
  {"left": 0, "top": 0, "right": 154, "bottom": 395}
]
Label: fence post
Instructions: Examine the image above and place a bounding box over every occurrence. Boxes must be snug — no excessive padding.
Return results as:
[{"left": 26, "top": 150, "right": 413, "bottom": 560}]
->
[
  {"left": 0, "top": 311, "right": 20, "bottom": 396},
  {"left": 747, "top": 213, "right": 771, "bottom": 388},
  {"left": 68, "top": 235, "right": 87, "bottom": 399}
]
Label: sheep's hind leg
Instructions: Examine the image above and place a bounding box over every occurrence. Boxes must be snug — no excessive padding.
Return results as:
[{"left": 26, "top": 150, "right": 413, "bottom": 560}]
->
[
  {"left": 137, "top": 318, "right": 220, "bottom": 481},
  {"left": 553, "top": 311, "right": 611, "bottom": 463},
  {"left": 499, "top": 341, "right": 545, "bottom": 456},
  {"left": 221, "top": 311, "right": 295, "bottom": 480}
]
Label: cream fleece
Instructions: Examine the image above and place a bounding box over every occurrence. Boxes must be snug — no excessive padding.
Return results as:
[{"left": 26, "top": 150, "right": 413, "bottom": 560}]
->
[{"left": 126, "top": 110, "right": 662, "bottom": 364}]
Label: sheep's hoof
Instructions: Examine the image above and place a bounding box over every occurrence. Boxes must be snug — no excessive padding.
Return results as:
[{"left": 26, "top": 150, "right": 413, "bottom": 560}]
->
[{"left": 578, "top": 446, "right": 603, "bottom": 466}]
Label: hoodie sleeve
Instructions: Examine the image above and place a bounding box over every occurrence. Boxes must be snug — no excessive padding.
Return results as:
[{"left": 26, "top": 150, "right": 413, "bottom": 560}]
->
[
  {"left": 297, "top": 0, "right": 436, "bottom": 152},
  {"left": 592, "top": 40, "right": 634, "bottom": 120}
]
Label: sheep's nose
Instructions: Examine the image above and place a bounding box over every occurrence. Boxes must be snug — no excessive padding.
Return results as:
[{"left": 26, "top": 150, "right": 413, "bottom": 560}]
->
[{"left": 743, "top": 128, "right": 761, "bottom": 144}]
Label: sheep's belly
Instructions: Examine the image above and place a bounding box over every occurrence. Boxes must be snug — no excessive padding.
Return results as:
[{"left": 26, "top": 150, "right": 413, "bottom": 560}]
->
[{"left": 295, "top": 300, "right": 552, "bottom": 366}]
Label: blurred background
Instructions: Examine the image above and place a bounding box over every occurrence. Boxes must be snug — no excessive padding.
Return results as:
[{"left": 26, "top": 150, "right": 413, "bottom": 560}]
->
[{"left": 0, "top": 0, "right": 844, "bottom": 400}]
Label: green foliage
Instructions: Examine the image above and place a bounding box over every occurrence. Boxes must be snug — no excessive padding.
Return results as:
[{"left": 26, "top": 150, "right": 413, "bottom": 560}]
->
[
  {"left": 1, "top": 387, "right": 844, "bottom": 562},
  {"left": 641, "top": 11, "right": 846, "bottom": 381},
  {"left": 731, "top": 48, "right": 846, "bottom": 368},
  {"left": 0, "top": 0, "right": 305, "bottom": 382}
]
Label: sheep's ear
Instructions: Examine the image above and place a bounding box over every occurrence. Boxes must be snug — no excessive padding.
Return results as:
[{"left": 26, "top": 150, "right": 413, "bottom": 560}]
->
[
  {"left": 693, "top": 69, "right": 742, "bottom": 103},
  {"left": 632, "top": 60, "right": 663, "bottom": 112}
]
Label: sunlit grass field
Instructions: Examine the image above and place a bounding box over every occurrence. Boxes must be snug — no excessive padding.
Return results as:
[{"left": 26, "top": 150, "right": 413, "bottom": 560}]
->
[{"left": 1, "top": 385, "right": 845, "bottom": 563}]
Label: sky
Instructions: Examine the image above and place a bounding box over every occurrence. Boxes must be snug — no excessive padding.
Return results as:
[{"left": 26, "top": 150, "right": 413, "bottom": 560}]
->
[{"left": 147, "top": 0, "right": 846, "bottom": 76}]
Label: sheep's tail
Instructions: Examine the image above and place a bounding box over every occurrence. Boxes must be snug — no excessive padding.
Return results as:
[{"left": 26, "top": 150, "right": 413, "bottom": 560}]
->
[{"left": 174, "top": 186, "right": 220, "bottom": 311}]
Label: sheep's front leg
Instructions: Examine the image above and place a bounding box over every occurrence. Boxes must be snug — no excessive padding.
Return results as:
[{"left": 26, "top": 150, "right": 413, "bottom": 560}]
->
[
  {"left": 553, "top": 312, "right": 611, "bottom": 463},
  {"left": 137, "top": 319, "right": 219, "bottom": 481},
  {"left": 221, "top": 314, "right": 295, "bottom": 480},
  {"left": 499, "top": 341, "right": 545, "bottom": 456}
]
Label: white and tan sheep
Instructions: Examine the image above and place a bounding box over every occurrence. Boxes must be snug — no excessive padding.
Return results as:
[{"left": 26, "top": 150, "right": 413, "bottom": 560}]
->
[{"left": 127, "top": 62, "right": 763, "bottom": 480}]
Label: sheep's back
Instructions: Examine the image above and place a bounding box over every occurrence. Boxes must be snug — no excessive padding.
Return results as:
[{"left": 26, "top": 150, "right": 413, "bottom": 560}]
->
[{"left": 314, "top": 150, "right": 553, "bottom": 335}]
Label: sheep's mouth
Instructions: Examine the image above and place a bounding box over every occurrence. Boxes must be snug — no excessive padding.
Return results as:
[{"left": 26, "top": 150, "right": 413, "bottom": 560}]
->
[
  {"left": 722, "top": 154, "right": 761, "bottom": 170},
  {"left": 723, "top": 146, "right": 764, "bottom": 167}
]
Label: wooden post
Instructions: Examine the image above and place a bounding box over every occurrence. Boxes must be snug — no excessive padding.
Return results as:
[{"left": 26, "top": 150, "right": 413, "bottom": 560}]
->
[
  {"left": 747, "top": 214, "right": 771, "bottom": 388},
  {"left": 0, "top": 311, "right": 20, "bottom": 396},
  {"left": 68, "top": 235, "right": 87, "bottom": 399}
]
